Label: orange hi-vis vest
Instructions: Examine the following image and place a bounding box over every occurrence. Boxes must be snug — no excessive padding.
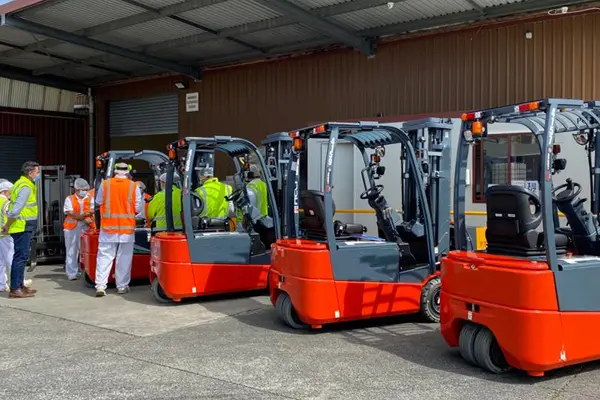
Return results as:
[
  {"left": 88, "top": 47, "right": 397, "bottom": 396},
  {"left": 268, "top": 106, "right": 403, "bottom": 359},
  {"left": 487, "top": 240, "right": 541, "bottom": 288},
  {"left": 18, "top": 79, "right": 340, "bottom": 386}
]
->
[
  {"left": 63, "top": 194, "right": 95, "bottom": 230},
  {"left": 100, "top": 178, "right": 136, "bottom": 235}
]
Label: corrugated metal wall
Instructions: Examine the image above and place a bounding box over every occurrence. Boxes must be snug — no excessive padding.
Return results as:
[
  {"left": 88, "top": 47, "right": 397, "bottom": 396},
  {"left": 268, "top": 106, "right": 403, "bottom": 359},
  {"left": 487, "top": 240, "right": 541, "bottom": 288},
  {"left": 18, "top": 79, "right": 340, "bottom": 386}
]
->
[
  {"left": 0, "top": 77, "right": 80, "bottom": 113},
  {"left": 0, "top": 110, "right": 89, "bottom": 178},
  {"left": 94, "top": 11, "right": 600, "bottom": 173},
  {"left": 109, "top": 94, "right": 179, "bottom": 136}
]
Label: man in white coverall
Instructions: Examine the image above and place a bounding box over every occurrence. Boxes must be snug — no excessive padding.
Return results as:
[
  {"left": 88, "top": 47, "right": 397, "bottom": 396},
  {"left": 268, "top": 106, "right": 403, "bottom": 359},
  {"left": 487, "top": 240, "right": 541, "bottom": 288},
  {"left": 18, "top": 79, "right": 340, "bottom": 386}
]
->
[
  {"left": 0, "top": 179, "right": 14, "bottom": 291},
  {"left": 94, "top": 162, "right": 142, "bottom": 297},
  {"left": 63, "top": 178, "right": 94, "bottom": 281}
]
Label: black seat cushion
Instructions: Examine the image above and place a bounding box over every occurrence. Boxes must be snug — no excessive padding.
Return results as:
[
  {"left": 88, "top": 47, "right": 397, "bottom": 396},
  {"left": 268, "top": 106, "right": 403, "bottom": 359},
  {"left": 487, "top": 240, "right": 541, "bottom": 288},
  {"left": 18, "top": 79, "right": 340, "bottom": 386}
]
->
[
  {"left": 299, "top": 190, "right": 365, "bottom": 240},
  {"left": 485, "top": 185, "right": 566, "bottom": 256}
]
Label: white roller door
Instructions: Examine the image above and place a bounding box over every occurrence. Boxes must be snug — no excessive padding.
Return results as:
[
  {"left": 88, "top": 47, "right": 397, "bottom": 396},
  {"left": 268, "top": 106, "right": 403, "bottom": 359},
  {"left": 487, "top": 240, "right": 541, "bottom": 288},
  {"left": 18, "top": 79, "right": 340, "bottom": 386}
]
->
[{"left": 109, "top": 94, "right": 178, "bottom": 137}]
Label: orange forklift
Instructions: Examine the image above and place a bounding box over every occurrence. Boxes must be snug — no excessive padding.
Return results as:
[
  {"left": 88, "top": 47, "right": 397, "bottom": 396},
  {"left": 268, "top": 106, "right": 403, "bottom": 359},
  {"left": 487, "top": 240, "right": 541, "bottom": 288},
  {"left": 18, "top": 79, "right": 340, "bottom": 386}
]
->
[
  {"left": 270, "top": 119, "right": 454, "bottom": 329},
  {"left": 441, "top": 99, "right": 600, "bottom": 376},
  {"left": 150, "top": 134, "right": 291, "bottom": 303},
  {"left": 80, "top": 150, "right": 169, "bottom": 287}
]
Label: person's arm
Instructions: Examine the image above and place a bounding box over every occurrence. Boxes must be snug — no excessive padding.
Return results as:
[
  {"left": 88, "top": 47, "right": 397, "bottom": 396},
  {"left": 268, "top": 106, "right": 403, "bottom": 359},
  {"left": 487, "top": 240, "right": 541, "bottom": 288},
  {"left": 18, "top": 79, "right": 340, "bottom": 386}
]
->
[
  {"left": 147, "top": 195, "right": 158, "bottom": 222},
  {"left": 5, "top": 185, "right": 31, "bottom": 230},
  {"left": 95, "top": 183, "right": 104, "bottom": 206},
  {"left": 134, "top": 186, "right": 143, "bottom": 216}
]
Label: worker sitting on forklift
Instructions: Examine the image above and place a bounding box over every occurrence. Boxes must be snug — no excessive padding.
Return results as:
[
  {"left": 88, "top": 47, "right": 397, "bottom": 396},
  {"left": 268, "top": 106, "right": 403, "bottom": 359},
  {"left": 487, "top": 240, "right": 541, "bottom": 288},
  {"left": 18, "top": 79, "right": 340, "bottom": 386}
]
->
[
  {"left": 135, "top": 181, "right": 151, "bottom": 219},
  {"left": 246, "top": 163, "right": 268, "bottom": 219},
  {"left": 148, "top": 173, "right": 182, "bottom": 230},
  {"left": 194, "top": 165, "right": 235, "bottom": 220},
  {"left": 63, "top": 178, "right": 95, "bottom": 281}
]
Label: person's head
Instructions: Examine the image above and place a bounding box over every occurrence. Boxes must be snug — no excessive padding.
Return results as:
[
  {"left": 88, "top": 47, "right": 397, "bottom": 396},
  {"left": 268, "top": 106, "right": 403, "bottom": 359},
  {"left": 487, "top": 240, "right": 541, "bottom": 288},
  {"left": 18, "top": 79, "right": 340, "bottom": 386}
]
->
[
  {"left": 0, "top": 180, "right": 13, "bottom": 198},
  {"left": 248, "top": 163, "right": 262, "bottom": 180},
  {"left": 158, "top": 173, "right": 180, "bottom": 190},
  {"left": 135, "top": 181, "right": 146, "bottom": 193},
  {"left": 73, "top": 178, "right": 90, "bottom": 198},
  {"left": 22, "top": 161, "right": 40, "bottom": 182},
  {"left": 197, "top": 164, "right": 214, "bottom": 185},
  {"left": 114, "top": 162, "right": 130, "bottom": 179}
]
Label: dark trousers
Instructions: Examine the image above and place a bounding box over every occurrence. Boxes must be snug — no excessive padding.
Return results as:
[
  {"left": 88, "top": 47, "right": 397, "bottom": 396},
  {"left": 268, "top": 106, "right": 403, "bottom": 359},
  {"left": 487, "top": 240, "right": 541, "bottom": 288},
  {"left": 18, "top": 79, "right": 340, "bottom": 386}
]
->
[{"left": 10, "top": 231, "right": 32, "bottom": 290}]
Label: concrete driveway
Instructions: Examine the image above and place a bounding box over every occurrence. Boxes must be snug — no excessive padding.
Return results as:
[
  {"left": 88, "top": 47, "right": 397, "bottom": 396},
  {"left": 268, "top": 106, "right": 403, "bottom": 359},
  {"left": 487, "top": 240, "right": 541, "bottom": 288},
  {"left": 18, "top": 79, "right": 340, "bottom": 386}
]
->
[{"left": 1, "top": 266, "right": 598, "bottom": 399}]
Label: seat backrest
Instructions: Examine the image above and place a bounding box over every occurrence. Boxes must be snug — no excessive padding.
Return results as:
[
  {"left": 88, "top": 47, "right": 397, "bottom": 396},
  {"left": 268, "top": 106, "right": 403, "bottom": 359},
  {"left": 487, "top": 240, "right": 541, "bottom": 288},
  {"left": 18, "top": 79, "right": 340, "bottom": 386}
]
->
[
  {"left": 299, "top": 190, "right": 336, "bottom": 232},
  {"left": 486, "top": 185, "right": 542, "bottom": 236}
]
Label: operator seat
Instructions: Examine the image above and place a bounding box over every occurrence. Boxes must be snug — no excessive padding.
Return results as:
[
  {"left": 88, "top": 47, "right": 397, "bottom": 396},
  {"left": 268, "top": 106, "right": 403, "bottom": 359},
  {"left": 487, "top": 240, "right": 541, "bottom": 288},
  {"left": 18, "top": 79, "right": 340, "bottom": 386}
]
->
[
  {"left": 299, "top": 190, "right": 366, "bottom": 241},
  {"left": 485, "top": 185, "right": 567, "bottom": 256}
]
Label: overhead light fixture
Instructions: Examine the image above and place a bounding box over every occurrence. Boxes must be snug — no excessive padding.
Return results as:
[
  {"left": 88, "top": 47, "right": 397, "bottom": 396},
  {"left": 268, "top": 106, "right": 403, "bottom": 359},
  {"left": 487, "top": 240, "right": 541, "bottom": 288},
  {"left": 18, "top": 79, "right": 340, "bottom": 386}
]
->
[{"left": 174, "top": 81, "right": 187, "bottom": 89}]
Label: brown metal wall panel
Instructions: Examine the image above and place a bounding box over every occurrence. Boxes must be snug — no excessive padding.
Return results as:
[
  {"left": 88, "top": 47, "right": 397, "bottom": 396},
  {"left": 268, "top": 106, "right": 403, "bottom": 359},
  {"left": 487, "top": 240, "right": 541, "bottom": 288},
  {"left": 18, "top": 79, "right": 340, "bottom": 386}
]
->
[
  {"left": 0, "top": 109, "right": 88, "bottom": 178},
  {"left": 95, "top": 12, "right": 600, "bottom": 161}
]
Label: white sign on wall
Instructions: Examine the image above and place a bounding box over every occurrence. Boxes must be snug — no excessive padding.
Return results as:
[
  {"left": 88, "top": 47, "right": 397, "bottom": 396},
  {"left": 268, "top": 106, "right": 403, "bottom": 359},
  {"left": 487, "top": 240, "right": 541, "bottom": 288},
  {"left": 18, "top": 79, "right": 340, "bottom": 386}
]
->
[{"left": 186, "top": 92, "right": 199, "bottom": 112}]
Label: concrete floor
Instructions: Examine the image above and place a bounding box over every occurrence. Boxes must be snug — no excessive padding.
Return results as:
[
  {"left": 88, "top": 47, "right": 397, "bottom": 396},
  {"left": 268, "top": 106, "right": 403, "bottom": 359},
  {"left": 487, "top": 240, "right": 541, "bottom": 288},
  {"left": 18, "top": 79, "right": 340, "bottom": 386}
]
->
[{"left": 1, "top": 266, "right": 599, "bottom": 400}]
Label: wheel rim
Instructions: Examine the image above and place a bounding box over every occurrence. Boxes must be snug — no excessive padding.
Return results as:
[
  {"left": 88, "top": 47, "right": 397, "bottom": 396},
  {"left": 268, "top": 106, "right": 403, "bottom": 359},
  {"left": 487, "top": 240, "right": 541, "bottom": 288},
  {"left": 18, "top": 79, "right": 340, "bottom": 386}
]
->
[{"left": 432, "top": 287, "right": 441, "bottom": 314}]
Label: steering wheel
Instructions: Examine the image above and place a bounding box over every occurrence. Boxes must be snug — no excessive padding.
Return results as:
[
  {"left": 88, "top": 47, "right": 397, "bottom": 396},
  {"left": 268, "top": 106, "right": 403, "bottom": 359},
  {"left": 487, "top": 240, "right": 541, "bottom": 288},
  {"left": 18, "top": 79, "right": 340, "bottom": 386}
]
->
[
  {"left": 552, "top": 178, "right": 582, "bottom": 203},
  {"left": 360, "top": 184, "right": 384, "bottom": 200},
  {"left": 190, "top": 191, "right": 204, "bottom": 217}
]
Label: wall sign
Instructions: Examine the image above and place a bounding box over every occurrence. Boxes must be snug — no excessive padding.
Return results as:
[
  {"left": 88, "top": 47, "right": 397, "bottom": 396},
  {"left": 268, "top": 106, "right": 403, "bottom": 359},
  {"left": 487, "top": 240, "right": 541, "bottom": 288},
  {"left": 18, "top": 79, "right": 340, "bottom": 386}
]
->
[{"left": 186, "top": 92, "right": 199, "bottom": 112}]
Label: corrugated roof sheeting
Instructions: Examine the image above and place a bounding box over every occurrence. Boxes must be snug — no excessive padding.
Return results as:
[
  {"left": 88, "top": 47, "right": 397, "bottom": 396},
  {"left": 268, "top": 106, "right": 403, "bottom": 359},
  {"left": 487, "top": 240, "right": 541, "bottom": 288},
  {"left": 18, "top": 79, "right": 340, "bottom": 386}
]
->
[
  {"left": 177, "top": 0, "right": 282, "bottom": 31},
  {"left": 165, "top": 39, "right": 250, "bottom": 61},
  {"left": 475, "top": 0, "right": 524, "bottom": 6},
  {"left": 53, "top": 65, "right": 113, "bottom": 80},
  {"left": 131, "top": 0, "right": 190, "bottom": 7},
  {"left": 234, "top": 23, "right": 322, "bottom": 48},
  {"left": 295, "top": 0, "right": 354, "bottom": 9},
  {"left": 332, "top": 0, "right": 476, "bottom": 31},
  {"left": 48, "top": 42, "right": 106, "bottom": 59},
  {"left": 96, "top": 18, "right": 206, "bottom": 48},
  {"left": 19, "top": 0, "right": 147, "bottom": 33},
  {"left": 0, "top": 26, "right": 44, "bottom": 46},
  {"left": 1, "top": 52, "right": 59, "bottom": 69},
  {"left": 0, "top": 77, "right": 80, "bottom": 112}
]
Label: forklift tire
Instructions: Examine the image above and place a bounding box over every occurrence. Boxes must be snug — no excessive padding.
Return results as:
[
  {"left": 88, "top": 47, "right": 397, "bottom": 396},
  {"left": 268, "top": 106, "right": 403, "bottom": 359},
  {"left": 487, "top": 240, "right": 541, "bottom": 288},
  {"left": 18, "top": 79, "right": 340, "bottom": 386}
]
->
[
  {"left": 151, "top": 278, "right": 172, "bottom": 304},
  {"left": 459, "top": 323, "right": 482, "bottom": 366},
  {"left": 83, "top": 272, "right": 95, "bottom": 288},
  {"left": 276, "top": 292, "right": 307, "bottom": 329},
  {"left": 420, "top": 277, "right": 441, "bottom": 323},
  {"left": 473, "top": 326, "right": 511, "bottom": 374}
]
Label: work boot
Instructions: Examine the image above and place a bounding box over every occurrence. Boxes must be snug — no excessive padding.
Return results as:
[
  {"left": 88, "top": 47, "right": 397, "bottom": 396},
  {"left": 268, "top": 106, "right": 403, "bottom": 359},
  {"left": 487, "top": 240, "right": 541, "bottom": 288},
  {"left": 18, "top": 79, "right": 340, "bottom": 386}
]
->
[
  {"left": 117, "top": 287, "right": 130, "bottom": 295},
  {"left": 22, "top": 286, "right": 37, "bottom": 295},
  {"left": 24, "top": 279, "right": 33, "bottom": 287},
  {"left": 95, "top": 288, "right": 106, "bottom": 297},
  {"left": 8, "top": 289, "right": 34, "bottom": 298}
]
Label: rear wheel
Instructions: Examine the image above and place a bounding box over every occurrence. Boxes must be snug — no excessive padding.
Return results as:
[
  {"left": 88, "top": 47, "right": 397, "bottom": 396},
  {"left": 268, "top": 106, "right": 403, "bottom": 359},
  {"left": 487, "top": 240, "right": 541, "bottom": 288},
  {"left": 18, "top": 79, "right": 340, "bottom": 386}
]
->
[
  {"left": 420, "top": 277, "right": 441, "bottom": 323},
  {"left": 459, "top": 323, "right": 482, "bottom": 366},
  {"left": 151, "top": 278, "right": 171, "bottom": 304},
  {"left": 276, "top": 292, "right": 307, "bottom": 329},
  {"left": 83, "top": 272, "right": 95, "bottom": 288},
  {"left": 473, "top": 326, "right": 511, "bottom": 374}
]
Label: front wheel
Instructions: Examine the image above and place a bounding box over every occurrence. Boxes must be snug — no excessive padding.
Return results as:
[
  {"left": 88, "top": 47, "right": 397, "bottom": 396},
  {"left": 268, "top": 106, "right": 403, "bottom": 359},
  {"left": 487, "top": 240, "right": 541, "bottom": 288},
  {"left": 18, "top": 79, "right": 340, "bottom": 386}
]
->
[
  {"left": 276, "top": 292, "right": 307, "bottom": 329},
  {"left": 83, "top": 272, "right": 95, "bottom": 288},
  {"left": 420, "top": 277, "right": 441, "bottom": 322},
  {"left": 151, "top": 278, "right": 172, "bottom": 304}
]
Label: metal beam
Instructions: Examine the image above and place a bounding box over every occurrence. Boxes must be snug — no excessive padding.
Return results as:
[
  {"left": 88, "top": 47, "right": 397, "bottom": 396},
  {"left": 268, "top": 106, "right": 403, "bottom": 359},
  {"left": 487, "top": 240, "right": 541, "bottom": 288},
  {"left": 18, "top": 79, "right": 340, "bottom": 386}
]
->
[
  {"left": 0, "top": 63, "right": 88, "bottom": 92},
  {"left": 0, "top": 0, "right": 229, "bottom": 58},
  {"left": 32, "top": 0, "right": 393, "bottom": 76},
  {"left": 1, "top": 15, "right": 201, "bottom": 79},
  {"left": 464, "top": 0, "right": 485, "bottom": 16},
  {"left": 254, "top": 0, "right": 375, "bottom": 56}
]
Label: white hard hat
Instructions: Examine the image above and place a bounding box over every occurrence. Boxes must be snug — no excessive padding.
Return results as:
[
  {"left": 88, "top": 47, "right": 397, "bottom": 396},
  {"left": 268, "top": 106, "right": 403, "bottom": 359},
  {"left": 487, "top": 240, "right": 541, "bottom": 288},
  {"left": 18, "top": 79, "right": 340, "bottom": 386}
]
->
[
  {"left": 0, "top": 180, "right": 13, "bottom": 192},
  {"left": 136, "top": 181, "right": 146, "bottom": 191},
  {"left": 74, "top": 178, "right": 90, "bottom": 190},
  {"left": 159, "top": 173, "right": 180, "bottom": 182}
]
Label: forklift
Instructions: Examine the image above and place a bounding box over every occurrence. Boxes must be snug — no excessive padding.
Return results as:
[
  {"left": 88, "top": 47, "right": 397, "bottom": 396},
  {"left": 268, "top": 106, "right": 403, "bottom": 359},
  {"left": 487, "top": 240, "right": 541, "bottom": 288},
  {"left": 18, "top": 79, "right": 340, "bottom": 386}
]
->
[
  {"left": 28, "top": 165, "right": 79, "bottom": 270},
  {"left": 150, "top": 134, "right": 291, "bottom": 303},
  {"left": 441, "top": 99, "right": 600, "bottom": 377},
  {"left": 270, "top": 118, "right": 454, "bottom": 329},
  {"left": 79, "top": 150, "right": 169, "bottom": 287}
]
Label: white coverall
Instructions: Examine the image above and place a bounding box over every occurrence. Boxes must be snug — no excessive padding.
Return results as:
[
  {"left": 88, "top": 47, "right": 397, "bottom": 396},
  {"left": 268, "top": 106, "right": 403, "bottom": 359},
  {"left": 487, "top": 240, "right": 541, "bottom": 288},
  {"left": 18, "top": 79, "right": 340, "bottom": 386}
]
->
[
  {"left": 94, "top": 180, "right": 142, "bottom": 290},
  {"left": 63, "top": 194, "right": 94, "bottom": 280},
  {"left": 0, "top": 194, "right": 14, "bottom": 290}
]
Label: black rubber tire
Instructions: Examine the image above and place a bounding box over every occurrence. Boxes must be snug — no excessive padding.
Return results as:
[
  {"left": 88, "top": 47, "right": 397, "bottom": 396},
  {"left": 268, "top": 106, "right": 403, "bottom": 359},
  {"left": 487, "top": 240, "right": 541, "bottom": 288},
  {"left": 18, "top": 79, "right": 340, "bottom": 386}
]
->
[
  {"left": 276, "top": 292, "right": 307, "bottom": 329},
  {"left": 420, "top": 277, "right": 441, "bottom": 323},
  {"left": 83, "top": 272, "right": 95, "bottom": 288},
  {"left": 459, "top": 323, "right": 482, "bottom": 366},
  {"left": 151, "top": 278, "right": 172, "bottom": 304},
  {"left": 473, "top": 326, "right": 512, "bottom": 374}
]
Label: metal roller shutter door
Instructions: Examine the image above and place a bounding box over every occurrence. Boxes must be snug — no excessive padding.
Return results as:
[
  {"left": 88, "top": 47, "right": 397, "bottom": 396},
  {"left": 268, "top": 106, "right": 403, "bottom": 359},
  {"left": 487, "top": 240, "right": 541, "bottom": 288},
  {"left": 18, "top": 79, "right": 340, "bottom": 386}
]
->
[
  {"left": 0, "top": 136, "right": 37, "bottom": 183},
  {"left": 109, "top": 94, "right": 179, "bottom": 137}
]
